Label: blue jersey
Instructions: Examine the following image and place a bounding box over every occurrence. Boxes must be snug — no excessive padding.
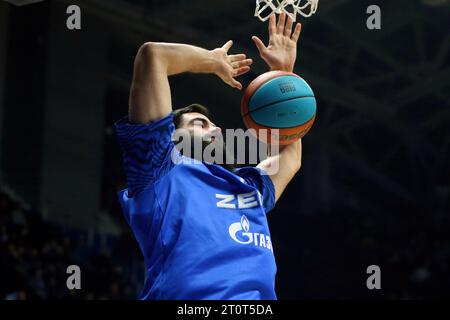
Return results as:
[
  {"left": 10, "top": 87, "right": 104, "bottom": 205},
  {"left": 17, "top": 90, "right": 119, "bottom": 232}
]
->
[{"left": 115, "top": 113, "right": 277, "bottom": 300}]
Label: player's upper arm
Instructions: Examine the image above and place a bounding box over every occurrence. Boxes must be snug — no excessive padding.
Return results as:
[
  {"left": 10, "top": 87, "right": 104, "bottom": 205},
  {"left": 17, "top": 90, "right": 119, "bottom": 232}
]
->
[
  {"left": 115, "top": 113, "right": 179, "bottom": 197},
  {"left": 129, "top": 42, "right": 172, "bottom": 124}
]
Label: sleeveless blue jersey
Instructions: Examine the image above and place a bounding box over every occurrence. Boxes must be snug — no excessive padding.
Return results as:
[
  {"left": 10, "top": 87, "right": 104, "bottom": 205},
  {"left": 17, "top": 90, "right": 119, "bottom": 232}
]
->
[{"left": 115, "top": 113, "right": 277, "bottom": 300}]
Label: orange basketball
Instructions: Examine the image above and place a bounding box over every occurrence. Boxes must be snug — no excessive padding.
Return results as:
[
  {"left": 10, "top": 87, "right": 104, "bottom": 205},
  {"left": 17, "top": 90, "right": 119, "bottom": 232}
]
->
[{"left": 241, "top": 70, "right": 317, "bottom": 145}]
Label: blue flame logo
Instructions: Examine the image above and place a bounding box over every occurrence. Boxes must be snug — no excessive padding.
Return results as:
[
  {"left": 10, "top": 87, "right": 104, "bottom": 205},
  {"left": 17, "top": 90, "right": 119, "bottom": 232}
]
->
[{"left": 241, "top": 215, "right": 250, "bottom": 232}]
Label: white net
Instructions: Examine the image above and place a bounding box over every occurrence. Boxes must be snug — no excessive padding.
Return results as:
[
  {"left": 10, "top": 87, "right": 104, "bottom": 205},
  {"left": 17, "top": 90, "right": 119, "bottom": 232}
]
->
[{"left": 255, "top": 0, "right": 319, "bottom": 22}]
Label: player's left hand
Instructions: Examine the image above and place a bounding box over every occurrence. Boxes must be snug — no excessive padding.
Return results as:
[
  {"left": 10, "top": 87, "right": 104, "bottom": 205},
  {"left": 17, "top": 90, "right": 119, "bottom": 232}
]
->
[{"left": 252, "top": 13, "right": 301, "bottom": 73}]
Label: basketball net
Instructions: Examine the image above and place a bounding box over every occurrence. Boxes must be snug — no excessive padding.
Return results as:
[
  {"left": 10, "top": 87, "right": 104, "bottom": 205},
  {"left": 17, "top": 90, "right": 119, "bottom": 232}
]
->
[{"left": 255, "top": 0, "right": 319, "bottom": 22}]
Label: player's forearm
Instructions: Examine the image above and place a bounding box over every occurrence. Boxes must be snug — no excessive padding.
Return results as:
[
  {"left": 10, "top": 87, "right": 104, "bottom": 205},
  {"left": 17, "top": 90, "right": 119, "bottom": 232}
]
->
[
  {"left": 277, "top": 140, "right": 302, "bottom": 172},
  {"left": 258, "top": 140, "right": 302, "bottom": 202},
  {"left": 262, "top": 140, "right": 302, "bottom": 174},
  {"left": 140, "top": 42, "right": 217, "bottom": 76}
]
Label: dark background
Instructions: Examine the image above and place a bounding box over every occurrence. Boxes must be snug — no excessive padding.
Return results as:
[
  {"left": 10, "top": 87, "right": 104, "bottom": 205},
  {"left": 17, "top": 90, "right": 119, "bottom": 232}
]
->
[{"left": 0, "top": 0, "right": 449, "bottom": 299}]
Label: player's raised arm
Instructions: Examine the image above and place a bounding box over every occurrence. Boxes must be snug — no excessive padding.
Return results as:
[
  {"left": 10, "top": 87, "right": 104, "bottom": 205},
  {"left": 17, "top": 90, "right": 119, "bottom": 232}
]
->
[
  {"left": 129, "top": 41, "right": 253, "bottom": 124},
  {"left": 252, "top": 13, "right": 303, "bottom": 202}
]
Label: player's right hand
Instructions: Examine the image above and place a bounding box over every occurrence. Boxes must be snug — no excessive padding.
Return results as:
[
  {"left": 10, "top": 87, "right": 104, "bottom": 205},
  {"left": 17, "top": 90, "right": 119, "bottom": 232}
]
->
[{"left": 210, "top": 40, "right": 253, "bottom": 90}]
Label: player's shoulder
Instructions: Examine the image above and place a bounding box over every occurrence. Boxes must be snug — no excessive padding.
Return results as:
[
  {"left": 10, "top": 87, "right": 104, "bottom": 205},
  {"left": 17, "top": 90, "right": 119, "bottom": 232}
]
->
[{"left": 114, "top": 112, "right": 174, "bottom": 132}]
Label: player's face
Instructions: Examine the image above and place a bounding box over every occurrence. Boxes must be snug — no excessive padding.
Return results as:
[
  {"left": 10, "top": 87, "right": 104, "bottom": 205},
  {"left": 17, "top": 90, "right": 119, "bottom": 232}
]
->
[
  {"left": 177, "top": 112, "right": 236, "bottom": 171},
  {"left": 179, "top": 112, "right": 222, "bottom": 144}
]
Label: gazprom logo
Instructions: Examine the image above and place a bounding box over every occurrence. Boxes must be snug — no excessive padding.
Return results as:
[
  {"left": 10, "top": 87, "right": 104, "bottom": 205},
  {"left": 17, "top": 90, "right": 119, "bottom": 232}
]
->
[
  {"left": 241, "top": 215, "right": 250, "bottom": 232},
  {"left": 228, "top": 215, "right": 273, "bottom": 251}
]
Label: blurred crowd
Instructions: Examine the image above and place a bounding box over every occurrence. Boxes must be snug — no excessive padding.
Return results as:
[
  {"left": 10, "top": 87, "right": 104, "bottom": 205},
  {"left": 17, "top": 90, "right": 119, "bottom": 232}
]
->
[{"left": 0, "top": 188, "right": 142, "bottom": 300}]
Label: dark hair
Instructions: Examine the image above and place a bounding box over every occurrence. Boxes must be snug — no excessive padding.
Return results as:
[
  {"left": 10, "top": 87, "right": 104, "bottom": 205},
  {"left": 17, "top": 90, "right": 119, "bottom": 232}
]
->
[{"left": 173, "top": 103, "right": 210, "bottom": 128}]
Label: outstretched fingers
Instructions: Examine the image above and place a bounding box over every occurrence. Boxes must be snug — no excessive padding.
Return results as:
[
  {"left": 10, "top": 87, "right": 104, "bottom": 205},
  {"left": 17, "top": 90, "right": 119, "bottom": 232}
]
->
[
  {"left": 234, "top": 66, "right": 250, "bottom": 77},
  {"left": 228, "top": 77, "right": 243, "bottom": 90},
  {"left": 284, "top": 16, "right": 294, "bottom": 37},
  {"left": 277, "top": 12, "right": 287, "bottom": 34},
  {"left": 252, "top": 36, "right": 267, "bottom": 55},
  {"left": 231, "top": 58, "right": 253, "bottom": 69},
  {"left": 269, "top": 13, "right": 276, "bottom": 37},
  {"left": 222, "top": 40, "right": 234, "bottom": 52},
  {"left": 291, "top": 23, "right": 302, "bottom": 42},
  {"left": 229, "top": 54, "right": 246, "bottom": 63}
]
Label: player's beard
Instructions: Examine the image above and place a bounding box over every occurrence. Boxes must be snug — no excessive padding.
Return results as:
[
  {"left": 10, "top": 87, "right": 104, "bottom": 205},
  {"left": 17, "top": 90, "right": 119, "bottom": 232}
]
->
[{"left": 176, "top": 134, "right": 237, "bottom": 172}]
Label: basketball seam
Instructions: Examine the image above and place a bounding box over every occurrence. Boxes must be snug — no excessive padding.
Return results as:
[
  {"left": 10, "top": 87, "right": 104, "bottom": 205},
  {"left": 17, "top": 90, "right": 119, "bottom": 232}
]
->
[
  {"left": 248, "top": 119, "right": 313, "bottom": 129},
  {"left": 242, "top": 95, "right": 315, "bottom": 117}
]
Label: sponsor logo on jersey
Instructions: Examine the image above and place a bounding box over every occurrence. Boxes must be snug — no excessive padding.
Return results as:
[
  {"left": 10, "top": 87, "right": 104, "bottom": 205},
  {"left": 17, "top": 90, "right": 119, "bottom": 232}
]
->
[
  {"left": 216, "top": 191, "right": 260, "bottom": 209},
  {"left": 228, "top": 215, "right": 272, "bottom": 251}
]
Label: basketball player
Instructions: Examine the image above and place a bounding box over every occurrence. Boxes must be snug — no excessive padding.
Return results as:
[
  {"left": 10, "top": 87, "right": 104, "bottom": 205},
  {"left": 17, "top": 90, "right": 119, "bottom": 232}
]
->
[{"left": 115, "top": 13, "right": 302, "bottom": 299}]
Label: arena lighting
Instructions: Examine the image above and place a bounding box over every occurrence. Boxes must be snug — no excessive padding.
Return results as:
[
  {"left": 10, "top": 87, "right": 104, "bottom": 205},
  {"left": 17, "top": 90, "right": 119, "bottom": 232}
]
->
[{"left": 2, "top": 0, "right": 46, "bottom": 6}]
